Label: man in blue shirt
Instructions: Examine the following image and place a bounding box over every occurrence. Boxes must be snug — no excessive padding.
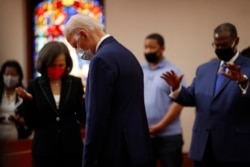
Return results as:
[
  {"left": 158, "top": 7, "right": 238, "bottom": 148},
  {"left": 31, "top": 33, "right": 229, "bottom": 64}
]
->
[{"left": 142, "top": 33, "right": 185, "bottom": 167}]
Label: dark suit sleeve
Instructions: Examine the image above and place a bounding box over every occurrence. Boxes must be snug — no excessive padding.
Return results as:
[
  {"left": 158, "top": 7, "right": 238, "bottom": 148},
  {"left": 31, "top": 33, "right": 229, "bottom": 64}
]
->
[
  {"left": 75, "top": 77, "right": 86, "bottom": 125},
  {"left": 21, "top": 80, "right": 36, "bottom": 128},
  {"left": 175, "top": 66, "right": 201, "bottom": 106},
  {"left": 15, "top": 101, "right": 32, "bottom": 139},
  {"left": 83, "top": 57, "right": 115, "bottom": 166}
]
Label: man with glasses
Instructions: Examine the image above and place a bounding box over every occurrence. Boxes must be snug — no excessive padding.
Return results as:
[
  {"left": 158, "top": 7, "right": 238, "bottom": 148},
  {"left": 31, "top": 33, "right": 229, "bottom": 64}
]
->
[{"left": 161, "top": 22, "right": 250, "bottom": 167}]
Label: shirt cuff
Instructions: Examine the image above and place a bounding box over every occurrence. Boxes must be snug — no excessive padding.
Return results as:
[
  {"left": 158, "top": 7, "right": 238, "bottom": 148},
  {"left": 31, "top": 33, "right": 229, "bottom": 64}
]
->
[
  {"left": 169, "top": 86, "right": 182, "bottom": 99},
  {"left": 239, "top": 81, "right": 249, "bottom": 95}
]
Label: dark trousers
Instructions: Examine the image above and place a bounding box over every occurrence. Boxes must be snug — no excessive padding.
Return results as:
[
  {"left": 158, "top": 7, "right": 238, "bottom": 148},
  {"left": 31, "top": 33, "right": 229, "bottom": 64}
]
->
[
  {"left": 32, "top": 153, "right": 82, "bottom": 167},
  {"left": 151, "top": 134, "right": 183, "bottom": 167},
  {"left": 194, "top": 134, "right": 250, "bottom": 167}
]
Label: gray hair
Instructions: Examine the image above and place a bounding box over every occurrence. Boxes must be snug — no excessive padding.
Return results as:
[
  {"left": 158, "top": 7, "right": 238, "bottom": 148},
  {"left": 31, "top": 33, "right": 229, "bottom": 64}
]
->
[{"left": 64, "top": 14, "right": 104, "bottom": 35}]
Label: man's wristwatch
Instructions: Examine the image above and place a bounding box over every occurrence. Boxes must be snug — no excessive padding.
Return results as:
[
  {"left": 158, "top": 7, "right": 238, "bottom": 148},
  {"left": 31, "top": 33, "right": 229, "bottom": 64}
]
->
[{"left": 236, "top": 74, "right": 248, "bottom": 85}]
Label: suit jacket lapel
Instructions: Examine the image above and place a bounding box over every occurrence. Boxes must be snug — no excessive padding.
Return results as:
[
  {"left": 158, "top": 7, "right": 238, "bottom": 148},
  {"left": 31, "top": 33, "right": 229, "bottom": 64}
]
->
[
  {"left": 214, "top": 75, "right": 230, "bottom": 96},
  {"left": 207, "top": 60, "right": 220, "bottom": 97},
  {"left": 38, "top": 76, "right": 59, "bottom": 114},
  {"left": 59, "top": 76, "right": 72, "bottom": 112}
]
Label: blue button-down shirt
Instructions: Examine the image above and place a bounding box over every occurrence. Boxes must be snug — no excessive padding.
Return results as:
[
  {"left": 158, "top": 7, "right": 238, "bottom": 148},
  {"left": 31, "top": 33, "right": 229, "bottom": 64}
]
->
[{"left": 142, "top": 58, "right": 186, "bottom": 136}]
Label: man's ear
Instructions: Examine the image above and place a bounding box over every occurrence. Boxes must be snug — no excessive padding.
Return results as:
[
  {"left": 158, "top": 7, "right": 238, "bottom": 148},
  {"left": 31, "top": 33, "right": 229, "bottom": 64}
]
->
[
  {"left": 79, "top": 30, "right": 88, "bottom": 39},
  {"left": 235, "top": 37, "right": 240, "bottom": 46},
  {"left": 162, "top": 46, "right": 165, "bottom": 52}
]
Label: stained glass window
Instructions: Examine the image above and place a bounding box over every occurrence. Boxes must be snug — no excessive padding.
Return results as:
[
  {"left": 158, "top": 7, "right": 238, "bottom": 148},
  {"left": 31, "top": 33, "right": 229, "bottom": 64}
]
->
[{"left": 34, "top": 0, "right": 104, "bottom": 85}]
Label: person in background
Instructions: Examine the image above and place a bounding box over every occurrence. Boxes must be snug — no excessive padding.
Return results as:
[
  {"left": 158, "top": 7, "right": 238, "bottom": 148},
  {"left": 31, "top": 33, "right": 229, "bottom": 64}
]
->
[
  {"left": 16, "top": 41, "right": 85, "bottom": 167},
  {"left": 161, "top": 23, "right": 250, "bottom": 167},
  {"left": 241, "top": 46, "right": 250, "bottom": 58},
  {"left": 142, "top": 33, "right": 185, "bottom": 167},
  {"left": 64, "top": 14, "right": 153, "bottom": 167},
  {"left": 0, "top": 60, "right": 31, "bottom": 141}
]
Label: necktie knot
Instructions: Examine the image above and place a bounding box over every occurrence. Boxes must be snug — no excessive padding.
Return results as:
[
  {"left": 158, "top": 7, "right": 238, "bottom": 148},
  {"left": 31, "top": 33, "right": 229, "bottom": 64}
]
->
[{"left": 220, "top": 63, "right": 226, "bottom": 73}]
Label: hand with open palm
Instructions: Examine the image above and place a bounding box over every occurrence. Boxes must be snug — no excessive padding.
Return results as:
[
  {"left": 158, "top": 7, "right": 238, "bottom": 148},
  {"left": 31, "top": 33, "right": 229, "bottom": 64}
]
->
[{"left": 161, "top": 70, "right": 184, "bottom": 91}]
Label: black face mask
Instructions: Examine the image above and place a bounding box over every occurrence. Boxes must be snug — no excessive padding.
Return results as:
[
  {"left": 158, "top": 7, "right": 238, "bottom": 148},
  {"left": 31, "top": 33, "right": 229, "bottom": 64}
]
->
[
  {"left": 144, "top": 52, "right": 159, "bottom": 63},
  {"left": 215, "top": 47, "right": 236, "bottom": 62}
]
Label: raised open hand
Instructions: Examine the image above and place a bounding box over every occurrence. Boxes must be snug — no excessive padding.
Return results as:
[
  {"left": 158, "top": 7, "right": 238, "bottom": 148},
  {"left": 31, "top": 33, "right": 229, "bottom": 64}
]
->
[
  {"left": 161, "top": 70, "right": 184, "bottom": 91},
  {"left": 221, "top": 63, "right": 247, "bottom": 83}
]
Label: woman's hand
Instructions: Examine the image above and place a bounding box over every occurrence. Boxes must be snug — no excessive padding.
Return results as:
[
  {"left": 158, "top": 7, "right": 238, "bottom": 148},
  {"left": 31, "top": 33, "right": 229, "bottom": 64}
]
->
[
  {"left": 8, "top": 114, "right": 25, "bottom": 126},
  {"left": 16, "top": 87, "right": 33, "bottom": 100}
]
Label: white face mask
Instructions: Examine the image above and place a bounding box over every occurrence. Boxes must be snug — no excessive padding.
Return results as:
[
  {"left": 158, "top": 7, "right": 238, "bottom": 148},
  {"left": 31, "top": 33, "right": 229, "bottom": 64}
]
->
[
  {"left": 3, "top": 75, "right": 19, "bottom": 88},
  {"left": 75, "top": 35, "right": 95, "bottom": 60}
]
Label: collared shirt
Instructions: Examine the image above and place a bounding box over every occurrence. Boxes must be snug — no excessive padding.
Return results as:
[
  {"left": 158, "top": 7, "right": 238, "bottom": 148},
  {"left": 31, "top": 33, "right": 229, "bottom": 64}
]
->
[
  {"left": 142, "top": 58, "right": 186, "bottom": 136},
  {"left": 218, "top": 51, "right": 239, "bottom": 73},
  {"left": 95, "top": 34, "right": 111, "bottom": 52}
]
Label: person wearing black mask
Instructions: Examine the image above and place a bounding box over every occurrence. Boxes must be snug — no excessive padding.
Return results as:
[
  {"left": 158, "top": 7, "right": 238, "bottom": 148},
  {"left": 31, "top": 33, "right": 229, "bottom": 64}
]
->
[
  {"left": 142, "top": 33, "right": 186, "bottom": 167},
  {"left": 161, "top": 23, "right": 250, "bottom": 167},
  {"left": 212, "top": 24, "right": 239, "bottom": 62}
]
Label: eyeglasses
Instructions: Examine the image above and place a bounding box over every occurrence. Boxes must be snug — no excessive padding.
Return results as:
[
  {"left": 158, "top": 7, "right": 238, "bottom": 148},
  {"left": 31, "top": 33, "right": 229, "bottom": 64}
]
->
[{"left": 211, "top": 40, "right": 235, "bottom": 49}]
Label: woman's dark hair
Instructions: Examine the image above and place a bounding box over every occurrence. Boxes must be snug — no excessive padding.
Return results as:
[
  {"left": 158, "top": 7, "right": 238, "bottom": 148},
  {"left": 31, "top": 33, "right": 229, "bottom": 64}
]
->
[
  {"left": 0, "top": 60, "right": 24, "bottom": 103},
  {"left": 0, "top": 60, "right": 24, "bottom": 87},
  {"left": 36, "top": 41, "right": 73, "bottom": 76}
]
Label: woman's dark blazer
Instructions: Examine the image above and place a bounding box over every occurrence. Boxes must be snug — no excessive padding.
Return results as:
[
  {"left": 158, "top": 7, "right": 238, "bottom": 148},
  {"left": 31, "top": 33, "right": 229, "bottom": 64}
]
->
[{"left": 22, "top": 75, "right": 85, "bottom": 156}]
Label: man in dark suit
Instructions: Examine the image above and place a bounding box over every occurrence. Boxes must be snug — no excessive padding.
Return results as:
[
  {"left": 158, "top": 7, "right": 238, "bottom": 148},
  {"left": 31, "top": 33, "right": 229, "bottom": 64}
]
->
[
  {"left": 64, "top": 14, "right": 153, "bottom": 167},
  {"left": 161, "top": 22, "right": 250, "bottom": 167}
]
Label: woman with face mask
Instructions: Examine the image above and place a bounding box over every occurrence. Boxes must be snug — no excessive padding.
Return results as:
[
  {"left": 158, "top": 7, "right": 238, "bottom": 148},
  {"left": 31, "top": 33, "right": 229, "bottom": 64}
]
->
[
  {"left": 0, "top": 60, "right": 31, "bottom": 141},
  {"left": 16, "top": 41, "right": 86, "bottom": 167}
]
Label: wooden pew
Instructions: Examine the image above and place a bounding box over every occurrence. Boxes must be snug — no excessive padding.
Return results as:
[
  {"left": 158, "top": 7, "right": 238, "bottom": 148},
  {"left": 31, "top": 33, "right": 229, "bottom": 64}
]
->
[
  {"left": 0, "top": 139, "right": 32, "bottom": 167},
  {"left": 0, "top": 139, "right": 193, "bottom": 167}
]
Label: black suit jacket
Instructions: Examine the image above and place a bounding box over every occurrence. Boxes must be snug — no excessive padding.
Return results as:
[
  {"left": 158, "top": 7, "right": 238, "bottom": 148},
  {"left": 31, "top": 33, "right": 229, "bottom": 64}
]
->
[{"left": 22, "top": 75, "right": 85, "bottom": 156}]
